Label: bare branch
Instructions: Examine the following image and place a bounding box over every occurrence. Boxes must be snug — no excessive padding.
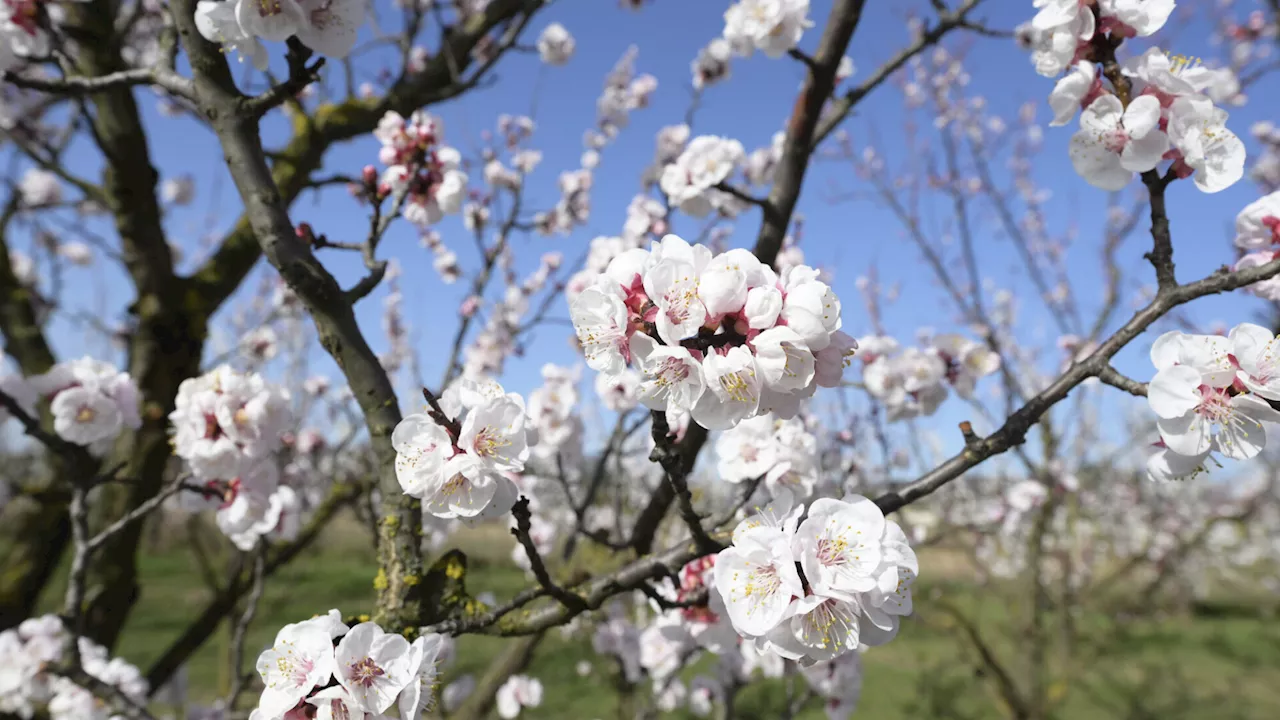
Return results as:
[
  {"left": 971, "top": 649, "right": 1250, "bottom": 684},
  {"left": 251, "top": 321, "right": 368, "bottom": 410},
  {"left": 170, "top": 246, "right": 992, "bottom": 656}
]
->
[
  {"left": 4, "top": 65, "right": 193, "bottom": 99},
  {"left": 648, "top": 411, "right": 724, "bottom": 554},
  {"left": 1096, "top": 365, "right": 1149, "bottom": 397},
  {"left": 872, "top": 255, "right": 1280, "bottom": 515},
  {"left": 226, "top": 547, "right": 268, "bottom": 710},
  {"left": 753, "top": 0, "right": 869, "bottom": 266},
  {"left": 812, "top": 0, "right": 991, "bottom": 151},
  {"left": 243, "top": 39, "right": 326, "bottom": 117},
  {"left": 511, "top": 497, "right": 587, "bottom": 611}
]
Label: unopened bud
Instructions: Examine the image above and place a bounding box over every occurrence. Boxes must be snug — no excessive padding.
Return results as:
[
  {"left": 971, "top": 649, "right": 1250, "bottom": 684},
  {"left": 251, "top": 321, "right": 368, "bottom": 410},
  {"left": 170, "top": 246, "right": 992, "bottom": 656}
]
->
[
  {"left": 362, "top": 165, "right": 378, "bottom": 186},
  {"left": 296, "top": 222, "right": 313, "bottom": 241}
]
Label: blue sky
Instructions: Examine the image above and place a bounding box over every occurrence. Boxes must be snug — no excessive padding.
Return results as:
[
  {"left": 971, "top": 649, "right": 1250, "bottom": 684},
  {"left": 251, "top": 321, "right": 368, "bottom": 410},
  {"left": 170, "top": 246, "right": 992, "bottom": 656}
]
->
[{"left": 7, "top": 0, "right": 1280, "bottom": 473}]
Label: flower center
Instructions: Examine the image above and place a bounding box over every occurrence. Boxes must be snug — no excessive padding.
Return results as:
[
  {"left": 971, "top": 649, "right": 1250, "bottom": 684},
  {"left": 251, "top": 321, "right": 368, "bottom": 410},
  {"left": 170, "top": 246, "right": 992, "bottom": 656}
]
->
[
  {"left": 76, "top": 406, "right": 96, "bottom": 423},
  {"left": 203, "top": 413, "right": 223, "bottom": 440},
  {"left": 1102, "top": 128, "right": 1129, "bottom": 154},
  {"left": 473, "top": 426, "right": 511, "bottom": 458},
  {"left": 732, "top": 561, "right": 782, "bottom": 612},
  {"left": 654, "top": 357, "right": 690, "bottom": 388},
  {"left": 348, "top": 656, "right": 386, "bottom": 688},
  {"left": 815, "top": 536, "right": 850, "bottom": 566},
  {"left": 662, "top": 280, "right": 699, "bottom": 325},
  {"left": 718, "top": 368, "right": 757, "bottom": 404},
  {"left": 798, "top": 598, "right": 857, "bottom": 651},
  {"left": 257, "top": 0, "right": 286, "bottom": 17}
]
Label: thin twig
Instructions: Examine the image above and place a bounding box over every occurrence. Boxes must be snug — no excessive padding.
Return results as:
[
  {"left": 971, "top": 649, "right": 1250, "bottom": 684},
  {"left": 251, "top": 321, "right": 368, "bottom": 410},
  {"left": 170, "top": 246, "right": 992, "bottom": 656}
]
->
[
  {"left": 649, "top": 411, "right": 724, "bottom": 554},
  {"left": 226, "top": 547, "right": 268, "bottom": 710},
  {"left": 510, "top": 496, "right": 586, "bottom": 611},
  {"left": 1095, "top": 365, "right": 1148, "bottom": 397}
]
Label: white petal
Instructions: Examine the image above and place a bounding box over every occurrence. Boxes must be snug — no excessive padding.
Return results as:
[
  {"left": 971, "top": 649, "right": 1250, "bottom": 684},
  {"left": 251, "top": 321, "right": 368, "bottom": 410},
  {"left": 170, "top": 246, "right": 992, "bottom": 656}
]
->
[
  {"left": 1156, "top": 411, "right": 1213, "bottom": 456},
  {"left": 1119, "top": 129, "right": 1168, "bottom": 173},
  {"left": 1122, "top": 95, "right": 1162, "bottom": 138}
]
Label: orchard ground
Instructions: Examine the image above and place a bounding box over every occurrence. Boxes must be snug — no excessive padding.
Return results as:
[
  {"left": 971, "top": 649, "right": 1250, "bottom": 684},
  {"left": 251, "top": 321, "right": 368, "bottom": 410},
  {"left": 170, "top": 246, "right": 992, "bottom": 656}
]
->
[{"left": 36, "top": 513, "right": 1280, "bottom": 720}]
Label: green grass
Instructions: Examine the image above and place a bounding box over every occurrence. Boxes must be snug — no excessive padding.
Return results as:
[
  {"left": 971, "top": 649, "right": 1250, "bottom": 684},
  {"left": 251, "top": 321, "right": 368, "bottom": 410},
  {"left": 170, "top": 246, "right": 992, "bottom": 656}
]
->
[{"left": 35, "top": 514, "right": 1280, "bottom": 719}]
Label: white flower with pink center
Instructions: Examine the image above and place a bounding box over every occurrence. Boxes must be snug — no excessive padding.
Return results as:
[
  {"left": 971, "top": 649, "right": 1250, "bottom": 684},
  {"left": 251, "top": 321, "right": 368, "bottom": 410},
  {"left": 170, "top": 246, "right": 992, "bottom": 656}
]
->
[
  {"left": 234, "top": 0, "right": 307, "bottom": 42},
  {"left": 1148, "top": 329, "right": 1280, "bottom": 460},
  {"left": 459, "top": 393, "right": 530, "bottom": 473},
  {"left": 1069, "top": 95, "right": 1169, "bottom": 191},
  {"left": 714, "top": 501, "right": 804, "bottom": 637},
  {"left": 795, "top": 495, "right": 886, "bottom": 599},
  {"left": 692, "top": 346, "right": 763, "bottom": 430},
  {"left": 255, "top": 621, "right": 337, "bottom": 717},
  {"left": 630, "top": 334, "right": 706, "bottom": 414},
  {"left": 644, "top": 258, "right": 708, "bottom": 346},
  {"left": 334, "top": 622, "right": 414, "bottom": 714}
]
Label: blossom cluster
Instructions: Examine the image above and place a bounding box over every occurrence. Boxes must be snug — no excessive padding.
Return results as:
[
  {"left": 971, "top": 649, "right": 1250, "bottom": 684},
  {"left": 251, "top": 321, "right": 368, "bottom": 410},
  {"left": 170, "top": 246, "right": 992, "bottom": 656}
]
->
[
  {"left": 659, "top": 135, "right": 748, "bottom": 219},
  {"left": 392, "top": 377, "right": 531, "bottom": 519},
  {"left": 713, "top": 494, "right": 916, "bottom": 663},
  {"left": 170, "top": 365, "right": 291, "bottom": 479},
  {"left": 374, "top": 110, "right": 468, "bottom": 228},
  {"left": 170, "top": 365, "right": 296, "bottom": 550},
  {"left": 578, "top": 547, "right": 869, "bottom": 716},
  {"left": 0, "top": 615, "right": 148, "bottom": 720},
  {"left": 526, "top": 364, "right": 585, "bottom": 467},
  {"left": 858, "top": 333, "right": 1000, "bottom": 422},
  {"left": 570, "top": 234, "right": 857, "bottom": 430},
  {"left": 1024, "top": 0, "right": 1246, "bottom": 193},
  {"left": 250, "top": 610, "right": 446, "bottom": 720},
  {"left": 715, "top": 414, "right": 819, "bottom": 503},
  {"left": 1146, "top": 324, "right": 1280, "bottom": 481},
  {"left": 194, "top": 0, "right": 364, "bottom": 71},
  {"left": 722, "top": 0, "right": 812, "bottom": 59},
  {"left": 1232, "top": 190, "right": 1280, "bottom": 299},
  {"left": 459, "top": 251, "right": 564, "bottom": 381},
  {"left": 0, "top": 357, "right": 141, "bottom": 456},
  {"left": 533, "top": 48, "right": 657, "bottom": 236}
]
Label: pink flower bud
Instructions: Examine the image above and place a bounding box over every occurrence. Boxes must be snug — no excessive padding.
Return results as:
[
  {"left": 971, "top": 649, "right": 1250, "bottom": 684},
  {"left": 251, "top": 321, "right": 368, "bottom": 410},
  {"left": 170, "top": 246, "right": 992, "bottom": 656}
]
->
[
  {"left": 460, "top": 296, "right": 481, "bottom": 317},
  {"left": 362, "top": 165, "right": 378, "bottom": 185}
]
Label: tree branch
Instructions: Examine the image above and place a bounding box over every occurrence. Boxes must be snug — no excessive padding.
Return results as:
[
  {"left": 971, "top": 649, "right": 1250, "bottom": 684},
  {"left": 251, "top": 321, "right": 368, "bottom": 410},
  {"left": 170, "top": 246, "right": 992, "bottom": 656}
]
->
[
  {"left": 511, "top": 497, "right": 586, "bottom": 611},
  {"left": 648, "top": 411, "right": 724, "bottom": 554},
  {"left": 1096, "top": 365, "right": 1148, "bottom": 397},
  {"left": 811, "top": 0, "right": 991, "bottom": 151},
  {"left": 753, "top": 0, "right": 868, "bottom": 266},
  {"left": 872, "top": 255, "right": 1280, "bottom": 515},
  {"left": 3, "top": 65, "right": 193, "bottom": 99}
]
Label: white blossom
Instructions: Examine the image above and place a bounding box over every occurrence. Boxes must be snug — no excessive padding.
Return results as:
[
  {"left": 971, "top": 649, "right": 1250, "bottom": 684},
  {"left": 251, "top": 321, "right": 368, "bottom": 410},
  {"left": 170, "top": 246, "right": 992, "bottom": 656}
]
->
[
  {"left": 536, "top": 22, "right": 574, "bottom": 65},
  {"left": 495, "top": 675, "right": 542, "bottom": 718},
  {"left": 723, "top": 0, "right": 812, "bottom": 58},
  {"left": 1069, "top": 95, "right": 1168, "bottom": 191}
]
